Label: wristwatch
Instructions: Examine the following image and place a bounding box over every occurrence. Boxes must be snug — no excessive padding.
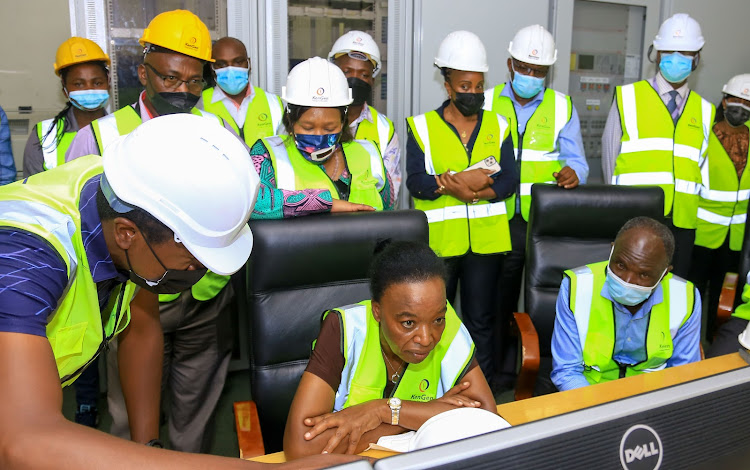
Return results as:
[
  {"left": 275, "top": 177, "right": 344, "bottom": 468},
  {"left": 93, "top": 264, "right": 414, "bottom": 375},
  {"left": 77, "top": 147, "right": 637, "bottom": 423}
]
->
[
  {"left": 387, "top": 397, "right": 402, "bottom": 426},
  {"left": 471, "top": 191, "right": 480, "bottom": 204}
]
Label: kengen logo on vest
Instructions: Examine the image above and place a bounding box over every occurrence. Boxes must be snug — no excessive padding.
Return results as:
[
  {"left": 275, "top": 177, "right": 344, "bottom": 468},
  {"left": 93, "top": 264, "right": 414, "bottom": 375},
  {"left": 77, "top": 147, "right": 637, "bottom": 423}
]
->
[
  {"left": 619, "top": 424, "right": 663, "bottom": 470},
  {"left": 419, "top": 379, "right": 430, "bottom": 392},
  {"left": 258, "top": 113, "right": 268, "bottom": 121}
]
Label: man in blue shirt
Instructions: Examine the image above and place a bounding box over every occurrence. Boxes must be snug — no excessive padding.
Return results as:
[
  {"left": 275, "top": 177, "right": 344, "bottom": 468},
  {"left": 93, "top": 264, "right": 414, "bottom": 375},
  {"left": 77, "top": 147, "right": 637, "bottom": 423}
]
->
[
  {"left": 0, "top": 106, "right": 17, "bottom": 185},
  {"left": 483, "top": 24, "right": 588, "bottom": 393},
  {"left": 551, "top": 217, "right": 701, "bottom": 391}
]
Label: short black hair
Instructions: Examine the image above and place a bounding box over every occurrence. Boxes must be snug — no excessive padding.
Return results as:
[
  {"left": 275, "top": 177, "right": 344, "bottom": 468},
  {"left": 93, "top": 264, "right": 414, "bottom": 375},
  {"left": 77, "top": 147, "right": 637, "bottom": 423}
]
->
[
  {"left": 282, "top": 104, "right": 354, "bottom": 143},
  {"left": 95, "top": 185, "right": 173, "bottom": 244},
  {"left": 369, "top": 241, "right": 446, "bottom": 302},
  {"left": 616, "top": 216, "right": 675, "bottom": 264}
]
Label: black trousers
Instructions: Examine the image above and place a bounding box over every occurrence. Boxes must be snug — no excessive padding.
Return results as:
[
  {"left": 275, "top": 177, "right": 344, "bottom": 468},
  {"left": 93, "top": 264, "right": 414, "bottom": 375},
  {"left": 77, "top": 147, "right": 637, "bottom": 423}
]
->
[
  {"left": 665, "top": 220, "right": 695, "bottom": 279},
  {"left": 494, "top": 216, "right": 527, "bottom": 387},
  {"left": 688, "top": 238, "right": 740, "bottom": 342},
  {"left": 444, "top": 252, "right": 505, "bottom": 384}
]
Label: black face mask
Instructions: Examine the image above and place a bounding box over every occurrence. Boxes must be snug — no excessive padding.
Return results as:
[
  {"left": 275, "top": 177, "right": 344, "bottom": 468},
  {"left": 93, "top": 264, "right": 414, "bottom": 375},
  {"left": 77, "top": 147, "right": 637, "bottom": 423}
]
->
[
  {"left": 725, "top": 103, "right": 750, "bottom": 128},
  {"left": 347, "top": 77, "right": 372, "bottom": 106},
  {"left": 149, "top": 91, "right": 200, "bottom": 115},
  {"left": 125, "top": 233, "right": 207, "bottom": 294},
  {"left": 452, "top": 92, "right": 485, "bottom": 117}
]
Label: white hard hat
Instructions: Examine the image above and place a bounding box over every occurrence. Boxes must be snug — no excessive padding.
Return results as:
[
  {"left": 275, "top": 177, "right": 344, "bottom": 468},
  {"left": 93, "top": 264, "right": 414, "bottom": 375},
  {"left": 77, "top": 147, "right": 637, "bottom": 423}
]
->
[
  {"left": 328, "top": 30, "right": 382, "bottom": 77},
  {"left": 409, "top": 408, "right": 511, "bottom": 451},
  {"left": 653, "top": 13, "right": 704, "bottom": 52},
  {"left": 102, "top": 114, "right": 259, "bottom": 276},
  {"left": 738, "top": 318, "right": 750, "bottom": 350},
  {"left": 508, "top": 24, "right": 557, "bottom": 66},
  {"left": 282, "top": 57, "right": 353, "bottom": 107},
  {"left": 723, "top": 74, "right": 750, "bottom": 101},
  {"left": 434, "top": 30, "right": 488, "bottom": 73}
]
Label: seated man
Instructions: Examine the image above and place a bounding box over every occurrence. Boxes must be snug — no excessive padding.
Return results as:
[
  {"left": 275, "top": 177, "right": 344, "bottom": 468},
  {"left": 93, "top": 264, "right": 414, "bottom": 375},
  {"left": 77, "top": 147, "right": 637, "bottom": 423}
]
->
[
  {"left": 707, "top": 274, "right": 750, "bottom": 358},
  {"left": 283, "top": 241, "right": 496, "bottom": 458},
  {"left": 551, "top": 216, "right": 701, "bottom": 391}
]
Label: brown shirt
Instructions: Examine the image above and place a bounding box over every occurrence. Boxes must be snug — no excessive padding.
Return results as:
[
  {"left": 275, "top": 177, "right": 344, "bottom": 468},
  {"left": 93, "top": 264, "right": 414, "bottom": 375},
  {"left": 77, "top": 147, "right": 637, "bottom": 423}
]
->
[
  {"left": 305, "top": 311, "right": 478, "bottom": 398},
  {"left": 713, "top": 122, "right": 749, "bottom": 179}
]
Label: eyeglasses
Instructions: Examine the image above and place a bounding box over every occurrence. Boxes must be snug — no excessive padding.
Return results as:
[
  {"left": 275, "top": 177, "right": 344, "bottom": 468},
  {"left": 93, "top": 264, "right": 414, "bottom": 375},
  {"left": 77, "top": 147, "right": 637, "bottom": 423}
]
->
[
  {"left": 512, "top": 59, "right": 549, "bottom": 78},
  {"left": 144, "top": 62, "right": 206, "bottom": 93},
  {"left": 212, "top": 57, "right": 250, "bottom": 70}
]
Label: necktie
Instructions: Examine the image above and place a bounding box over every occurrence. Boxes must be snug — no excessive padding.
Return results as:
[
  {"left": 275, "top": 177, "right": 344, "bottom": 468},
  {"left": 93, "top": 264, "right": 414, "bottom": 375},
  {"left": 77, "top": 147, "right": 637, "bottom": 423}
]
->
[{"left": 666, "top": 90, "right": 679, "bottom": 123}]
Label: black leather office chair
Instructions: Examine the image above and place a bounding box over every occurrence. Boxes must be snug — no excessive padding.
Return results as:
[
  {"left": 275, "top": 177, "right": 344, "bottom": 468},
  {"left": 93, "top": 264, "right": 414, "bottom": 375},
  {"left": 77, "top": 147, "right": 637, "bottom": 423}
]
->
[
  {"left": 513, "top": 184, "right": 665, "bottom": 399},
  {"left": 235, "top": 210, "right": 428, "bottom": 454}
]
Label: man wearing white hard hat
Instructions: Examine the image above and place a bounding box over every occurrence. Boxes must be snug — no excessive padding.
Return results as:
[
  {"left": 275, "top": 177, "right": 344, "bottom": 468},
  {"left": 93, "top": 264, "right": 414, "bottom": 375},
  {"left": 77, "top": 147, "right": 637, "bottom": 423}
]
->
[
  {"left": 603, "top": 13, "right": 715, "bottom": 279},
  {"left": 690, "top": 74, "right": 750, "bottom": 341},
  {"left": 483, "top": 24, "right": 588, "bottom": 392},
  {"left": 406, "top": 31, "right": 518, "bottom": 392},
  {"left": 328, "top": 31, "right": 402, "bottom": 201}
]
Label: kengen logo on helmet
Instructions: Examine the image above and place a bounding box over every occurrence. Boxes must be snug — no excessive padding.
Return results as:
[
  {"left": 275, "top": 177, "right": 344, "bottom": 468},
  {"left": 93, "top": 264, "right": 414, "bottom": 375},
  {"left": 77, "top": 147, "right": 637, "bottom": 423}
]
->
[
  {"left": 312, "top": 87, "right": 328, "bottom": 102},
  {"left": 743, "top": 88, "right": 749, "bottom": 96},
  {"left": 355, "top": 36, "right": 363, "bottom": 43},
  {"left": 531, "top": 49, "right": 539, "bottom": 56},
  {"left": 673, "top": 29, "right": 683, "bottom": 37},
  {"left": 316, "top": 87, "right": 325, "bottom": 96},
  {"left": 74, "top": 47, "right": 85, "bottom": 58},
  {"left": 184, "top": 36, "right": 199, "bottom": 50}
]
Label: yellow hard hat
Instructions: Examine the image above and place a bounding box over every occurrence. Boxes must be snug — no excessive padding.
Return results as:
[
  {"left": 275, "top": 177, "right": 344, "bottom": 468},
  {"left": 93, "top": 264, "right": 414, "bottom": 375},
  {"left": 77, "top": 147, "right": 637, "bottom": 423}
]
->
[
  {"left": 139, "top": 10, "right": 214, "bottom": 62},
  {"left": 54, "top": 37, "right": 110, "bottom": 76}
]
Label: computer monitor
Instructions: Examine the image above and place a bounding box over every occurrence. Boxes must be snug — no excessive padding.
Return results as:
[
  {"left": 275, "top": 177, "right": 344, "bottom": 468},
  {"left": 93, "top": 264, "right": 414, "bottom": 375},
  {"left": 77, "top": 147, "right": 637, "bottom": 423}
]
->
[{"left": 374, "top": 361, "right": 750, "bottom": 470}]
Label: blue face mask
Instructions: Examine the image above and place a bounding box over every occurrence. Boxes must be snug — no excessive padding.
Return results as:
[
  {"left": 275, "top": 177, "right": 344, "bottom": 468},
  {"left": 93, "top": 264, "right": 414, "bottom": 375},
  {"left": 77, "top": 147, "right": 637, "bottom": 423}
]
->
[
  {"left": 68, "top": 89, "right": 109, "bottom": 111},
  {"left": 604, "top": 248, "right": 668, "bottom": 306},
  {"left": 215, "top": 66, "right": 249, "bottom": 96},
  {"left": 510, "top": 64, "right": 545, "bottom": 99},
  {"left": 659, "top": 52, "right": 694, "bottom": 84},
  {"left": 294, "top": 132, "right": 341, "bottom": 163}
]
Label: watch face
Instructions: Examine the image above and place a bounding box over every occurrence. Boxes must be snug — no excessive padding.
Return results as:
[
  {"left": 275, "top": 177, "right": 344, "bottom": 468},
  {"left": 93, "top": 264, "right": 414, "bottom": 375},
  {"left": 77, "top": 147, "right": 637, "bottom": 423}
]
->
[{"left": 389, "top": 397, "right": 402, "bottom": 408}]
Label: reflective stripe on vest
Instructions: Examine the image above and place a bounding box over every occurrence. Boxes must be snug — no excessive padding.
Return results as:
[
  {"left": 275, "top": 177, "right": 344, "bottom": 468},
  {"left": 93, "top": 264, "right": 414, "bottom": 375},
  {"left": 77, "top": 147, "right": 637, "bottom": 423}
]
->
[
  {"left": 331, "top": 300, "right": 474, "bottom": 411},
  {"left": 90, "top": 106, "right": 228, "bottom": 301},
  {"left": 92, "top": 105, "right": 221, "bottom": 154},
  {"left": 566, "top": 261, "right": 694, "bottom": 384},
  {"left": 354, "top": 106, "right": 394, "bottom": 154},
  {"left": 0, "top": 156, "right": 137, "bottom": 386},
  {"left": 613, "top": 80, "right": 714, "bottom": 228},
  {"left": 201, "top": 87, "right": 283, "bottom": 145},
  {"left": 484, "top": 84, "right": 572, "bottom": 220},
  {"left": 695, "top": 124, "right": 750, "bottom": 250},
  {"left": 407, "top": 110, "right": 512, "bottom": 257},
  {"left": 264, "top": 135, "right": 385, "bottom": 209},
  {"left": 37, "top": 118, "right": 76, "bottom": 171}
]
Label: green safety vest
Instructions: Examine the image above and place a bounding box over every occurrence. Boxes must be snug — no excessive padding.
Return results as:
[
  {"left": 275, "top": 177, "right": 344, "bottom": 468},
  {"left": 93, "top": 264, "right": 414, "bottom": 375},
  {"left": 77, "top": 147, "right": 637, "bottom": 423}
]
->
[
  {"left": 263, "top": 135, "right": 386, "bottom": 210},
  {"left": 566, "top": 261, "right": 694, "bottom": 385},
  {"left": 201, "top": 86, "right": 283, "bottom": 146},
  {"left": 325, "top": 300, "right": 474, "bottom": 411},
  {"left": 694, "top": 124, "right": 750, "bottom": 250},
  {"left": 406, "top": 110, "right": 512, "bottom": 257},
  {"left": 0, "top": 156, "right": 137, "bottom": 386},
  {"left": 354, "top": 106, "right": 395, "bottom": 154},
  {"left": 89, "top": 105, "right": 230, "bottom": 302},
  {"left": 613, "top": 80, "right": 715, "bottom": 229},
  {"left": 732, "top": 273, "right": 750, "bottom": 321},
  {"left": 36, "top": 117, "right": 77, "bottom": 171},
  {"left": 484, "top": 84, "right": 572, "bottom": 221}
]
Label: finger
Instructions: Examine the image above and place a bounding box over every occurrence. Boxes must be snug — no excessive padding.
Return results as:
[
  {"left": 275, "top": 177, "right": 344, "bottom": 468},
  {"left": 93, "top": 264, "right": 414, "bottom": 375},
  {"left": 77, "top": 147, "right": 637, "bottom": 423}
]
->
[
  {"left": 360, "top": 204, "right": 376, "bottom": 211},
  {"left": 322, "top": 428, "right": 348, "bottom": 454},
  {"left": 446, "top": 381, "right": 471, "bottom": 395},
  {"left": 346, "top": 430, "right": 361, "bottom": 454},
  {"left": 305, "top": 418, "right": 338, "bottom": 440},
  {"left": 564, "top": 179, "right": 580, "bottom": 189},
  {"left": 451, "top": 394, "right": 482, "bottom": 407}
]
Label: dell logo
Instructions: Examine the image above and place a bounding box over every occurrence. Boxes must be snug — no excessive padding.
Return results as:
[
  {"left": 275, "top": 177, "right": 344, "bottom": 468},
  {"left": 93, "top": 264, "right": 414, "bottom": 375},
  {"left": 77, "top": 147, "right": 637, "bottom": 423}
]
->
[{"left": 619, "top": 424, "right": 663, "bottom": 470}]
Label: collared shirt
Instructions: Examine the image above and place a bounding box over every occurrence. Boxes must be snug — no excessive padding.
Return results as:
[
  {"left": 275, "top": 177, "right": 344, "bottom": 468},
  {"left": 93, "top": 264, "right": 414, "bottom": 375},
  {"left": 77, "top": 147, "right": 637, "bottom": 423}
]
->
[
  {"left": 0, "top": 174, "right": 130, "bottom": 337},
  {"left": 0, "top": 106, "right": 17, "bottom": 185},
  {"left": 406, "top": 100, "right": 517, "bottom": 202},
  {"left": 498, "top": 83, "right": 589, "bottom": 185},
  {"left": 349, "top": 103, "right": 402, "bottom": 200},
  {"left": 601, "top": 73, "right": 691, "bottom": 182},
  {"left": 550, "top": 274, "right": 702, "bottom": 392}
]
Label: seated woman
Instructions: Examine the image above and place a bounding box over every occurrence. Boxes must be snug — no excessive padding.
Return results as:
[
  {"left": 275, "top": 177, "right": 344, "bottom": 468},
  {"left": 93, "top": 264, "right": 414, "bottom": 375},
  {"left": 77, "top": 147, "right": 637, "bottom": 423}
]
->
[
  {"left": 250, "top": 56, "right": 396, "bottom": 219},
  {"left": 283, "top": 241, "right": 496, "bottom": 458}
]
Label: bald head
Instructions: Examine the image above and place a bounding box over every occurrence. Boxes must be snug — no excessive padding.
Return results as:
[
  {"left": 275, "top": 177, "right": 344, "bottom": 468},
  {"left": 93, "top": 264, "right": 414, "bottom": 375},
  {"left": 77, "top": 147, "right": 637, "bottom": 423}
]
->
[
  {"left": 212, "top": 37, "right": 250, "bottom": 70},
  {"left": 608, "top": 217, "right": 673, "bottom": 291}
]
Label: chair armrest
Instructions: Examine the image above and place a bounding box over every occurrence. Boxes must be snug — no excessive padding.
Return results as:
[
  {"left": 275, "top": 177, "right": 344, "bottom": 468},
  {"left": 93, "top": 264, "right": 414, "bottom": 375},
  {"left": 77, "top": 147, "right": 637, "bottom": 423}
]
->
[
  {"left": 234, "top": 400, "right": 265, "bottom": 459},
  {"left": 717, "top": 272, "right": 739, "bottom": 329},
  {"left": 512, "top": 311, "right": 540, "bottom": 401}
]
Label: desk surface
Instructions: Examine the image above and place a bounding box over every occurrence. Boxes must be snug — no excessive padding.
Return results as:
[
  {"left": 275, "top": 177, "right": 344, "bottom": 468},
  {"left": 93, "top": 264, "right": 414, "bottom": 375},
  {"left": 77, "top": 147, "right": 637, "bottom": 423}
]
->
[{"left": 250, "top": 353, "right": 748, "bottom": 463}]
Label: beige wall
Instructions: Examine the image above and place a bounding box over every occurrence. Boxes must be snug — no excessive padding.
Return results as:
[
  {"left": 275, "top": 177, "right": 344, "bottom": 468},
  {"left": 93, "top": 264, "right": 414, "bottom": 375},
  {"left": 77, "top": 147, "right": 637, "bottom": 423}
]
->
[{"left": 0, "top": 0, "right": 72, "bottom": 177}]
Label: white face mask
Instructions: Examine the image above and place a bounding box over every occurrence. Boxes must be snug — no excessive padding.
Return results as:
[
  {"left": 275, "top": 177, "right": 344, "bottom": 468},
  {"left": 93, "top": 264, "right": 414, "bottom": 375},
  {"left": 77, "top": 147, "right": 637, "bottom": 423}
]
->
[{"left": 605, "top": 247, "right": 668, "bottom": 306}]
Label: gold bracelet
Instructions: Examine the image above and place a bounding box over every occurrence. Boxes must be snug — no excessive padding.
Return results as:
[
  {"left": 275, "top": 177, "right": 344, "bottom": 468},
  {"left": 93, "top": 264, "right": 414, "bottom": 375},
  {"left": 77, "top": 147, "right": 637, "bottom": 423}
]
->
[{"left": 471, "top": 191, "right": 479, "bottom": 204}]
